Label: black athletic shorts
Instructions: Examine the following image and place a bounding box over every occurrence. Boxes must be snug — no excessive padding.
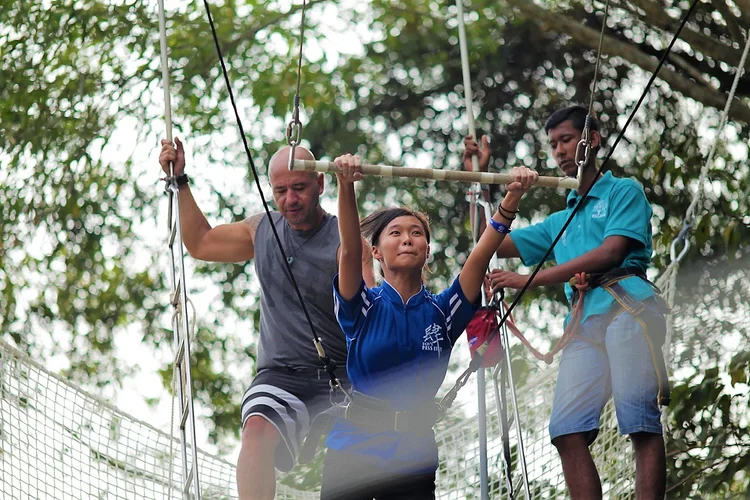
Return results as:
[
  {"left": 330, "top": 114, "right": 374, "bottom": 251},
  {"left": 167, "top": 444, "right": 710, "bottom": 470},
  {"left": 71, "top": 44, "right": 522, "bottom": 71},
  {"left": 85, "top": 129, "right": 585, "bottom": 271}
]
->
[{"left": 240, "top": 367, "right": 347, "bottom": 472}]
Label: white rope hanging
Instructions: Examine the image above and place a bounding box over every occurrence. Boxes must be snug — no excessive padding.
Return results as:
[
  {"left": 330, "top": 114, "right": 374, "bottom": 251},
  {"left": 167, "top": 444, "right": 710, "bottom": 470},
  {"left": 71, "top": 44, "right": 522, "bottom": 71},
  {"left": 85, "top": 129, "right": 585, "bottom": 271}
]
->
[
  {"left": 168, "top": 297, "right": 198, "bottom": 500},
  {"left": 681, "top": 31, "right": 750, "bottom": 239},
  {"left": 664, "top": 29, "right": 750, "bottom": 270},
  {"left": 659, "top": 29, "right": 750, "bottom": 435}
]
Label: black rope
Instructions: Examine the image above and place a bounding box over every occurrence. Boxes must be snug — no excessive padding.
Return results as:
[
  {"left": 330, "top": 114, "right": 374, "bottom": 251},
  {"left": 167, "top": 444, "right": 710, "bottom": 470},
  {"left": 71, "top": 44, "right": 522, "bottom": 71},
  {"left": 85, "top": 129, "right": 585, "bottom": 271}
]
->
[
  {"left": 498, "top": 361, "right": 513, "bottom": 498},
  {"left": 200, "top": 0, "right": 344, "bottom": 393},
  {"left": 488, "top": 0, "right": 701, "bottom": 358}
]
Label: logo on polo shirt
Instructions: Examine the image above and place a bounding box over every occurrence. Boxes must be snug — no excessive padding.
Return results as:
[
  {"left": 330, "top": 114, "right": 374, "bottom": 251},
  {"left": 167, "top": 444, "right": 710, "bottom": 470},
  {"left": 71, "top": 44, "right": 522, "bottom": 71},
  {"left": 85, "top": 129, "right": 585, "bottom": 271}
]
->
[
  {"left": 422, "top": 324, "right": 444, "bottom": 352},
  {"left": 592, "top": 200, "right": 608, "bottom": 219}
]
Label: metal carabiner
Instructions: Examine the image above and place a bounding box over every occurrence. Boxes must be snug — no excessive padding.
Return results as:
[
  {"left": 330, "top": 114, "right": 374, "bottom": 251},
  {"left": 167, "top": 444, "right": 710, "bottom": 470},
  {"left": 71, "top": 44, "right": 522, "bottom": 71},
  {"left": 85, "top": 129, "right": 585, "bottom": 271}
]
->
[
  {"left": 286, "top": 119, "right": 302, "bottom": 147},
  {"left": 574, "top": 139, "right": 591, "bottom": 168},
  {"left": 286, "top": 120, "right": 302, "bottom": 171},
  {"left": 669, "top": 220, "right": 693, "bottom": 264},
  {"left": 574, "top": 123, "right": 593, "bottom": 179},
  {"left": 490, "top": 287, "right": 505, "bottom": 310}
]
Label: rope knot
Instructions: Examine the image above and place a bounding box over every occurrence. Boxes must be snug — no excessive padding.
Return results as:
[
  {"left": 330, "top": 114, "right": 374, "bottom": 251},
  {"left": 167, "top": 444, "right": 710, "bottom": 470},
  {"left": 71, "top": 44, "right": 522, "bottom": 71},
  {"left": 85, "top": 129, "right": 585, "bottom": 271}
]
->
[{"left": 572, "top": 272, "right": 590, "bottom": 291}]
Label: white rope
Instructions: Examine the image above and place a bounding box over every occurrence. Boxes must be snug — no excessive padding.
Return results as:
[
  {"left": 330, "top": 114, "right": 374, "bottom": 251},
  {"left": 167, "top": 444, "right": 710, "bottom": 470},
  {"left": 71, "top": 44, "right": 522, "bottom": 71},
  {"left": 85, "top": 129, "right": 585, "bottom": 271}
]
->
[
  {"left": 660, "top": 28, "right": 750, "bottom": 306},
  {"left": 661, "top": 29, "right": 750, "bottom": 313},
  {"left": 157, "top": 0, "right": 173, "bottom": 145},
  {"left": 683, "top": 31, "right": 750, "bottom": 226},
  {"left": 455, "top": 0, "right": 479, "bottom": 173},
  {"left": 454, "top": 3, "right": 495, "bottom": 497},
  {"left": 168, "top": 297, "right": 198, "bottom": 500},
  {"left": 658, "top": 29, "right": 750, "bottom": 443}
]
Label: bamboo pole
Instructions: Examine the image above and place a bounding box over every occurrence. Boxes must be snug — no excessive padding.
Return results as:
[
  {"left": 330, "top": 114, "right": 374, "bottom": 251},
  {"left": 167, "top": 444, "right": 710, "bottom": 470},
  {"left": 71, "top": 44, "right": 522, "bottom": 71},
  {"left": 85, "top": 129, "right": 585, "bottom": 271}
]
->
[{"left": 292, "top": 159, "right": 579, "bottom": 189}]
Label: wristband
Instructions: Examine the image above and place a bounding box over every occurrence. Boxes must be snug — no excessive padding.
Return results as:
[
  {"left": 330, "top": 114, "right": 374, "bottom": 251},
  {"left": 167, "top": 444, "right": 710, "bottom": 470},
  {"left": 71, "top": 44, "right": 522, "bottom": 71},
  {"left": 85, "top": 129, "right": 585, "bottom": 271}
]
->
[
  {"left": 175, "top": 173, "right": 190, "bottom": 187},
  {"left": 489, "top": 218, "right": 511, "bottom": 234}
]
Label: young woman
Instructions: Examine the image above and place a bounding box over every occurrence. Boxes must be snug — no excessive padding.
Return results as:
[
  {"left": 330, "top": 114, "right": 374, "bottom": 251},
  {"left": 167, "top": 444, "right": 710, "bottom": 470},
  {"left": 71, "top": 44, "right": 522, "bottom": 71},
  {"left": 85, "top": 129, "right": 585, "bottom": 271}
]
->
[{"left": 320, "top": 153, "right": 537, "bottom": 499}]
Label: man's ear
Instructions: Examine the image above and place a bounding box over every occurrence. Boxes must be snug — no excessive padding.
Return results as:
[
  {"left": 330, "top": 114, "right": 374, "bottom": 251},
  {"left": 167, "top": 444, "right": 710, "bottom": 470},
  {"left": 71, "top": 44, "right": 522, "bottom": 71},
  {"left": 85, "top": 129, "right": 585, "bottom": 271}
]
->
[
  {"left": 317, "top": 173, "right": 324, "bottom": 195},
  {"left": 591, "top": 130, "right": 602, "bottom": 149}
]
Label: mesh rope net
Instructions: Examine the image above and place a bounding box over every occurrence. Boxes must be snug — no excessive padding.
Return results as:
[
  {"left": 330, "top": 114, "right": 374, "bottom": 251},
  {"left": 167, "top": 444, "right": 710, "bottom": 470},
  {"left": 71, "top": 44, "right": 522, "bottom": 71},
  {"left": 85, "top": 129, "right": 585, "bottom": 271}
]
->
[{"left": 1, "top": 255, "right": 747, "bottom": 498}]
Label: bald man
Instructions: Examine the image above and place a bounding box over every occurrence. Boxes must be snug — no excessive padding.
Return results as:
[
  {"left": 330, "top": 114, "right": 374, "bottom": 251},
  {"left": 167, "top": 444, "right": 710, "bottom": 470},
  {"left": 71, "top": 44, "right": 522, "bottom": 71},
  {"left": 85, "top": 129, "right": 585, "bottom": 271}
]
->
[{"left": 159, "top": 139, "right": 374, "bottom": 500}]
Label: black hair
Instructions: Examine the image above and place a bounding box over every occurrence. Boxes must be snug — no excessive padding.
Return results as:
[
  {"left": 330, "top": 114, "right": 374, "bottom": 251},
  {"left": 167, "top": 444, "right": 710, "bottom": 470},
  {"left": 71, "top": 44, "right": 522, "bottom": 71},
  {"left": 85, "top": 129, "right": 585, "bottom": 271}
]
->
[
  {"left": 544, "top": 105, "right": 599, "bottom": 134},
  {"left": 360, "top": 207, "right": 431, "bottom": 246}
]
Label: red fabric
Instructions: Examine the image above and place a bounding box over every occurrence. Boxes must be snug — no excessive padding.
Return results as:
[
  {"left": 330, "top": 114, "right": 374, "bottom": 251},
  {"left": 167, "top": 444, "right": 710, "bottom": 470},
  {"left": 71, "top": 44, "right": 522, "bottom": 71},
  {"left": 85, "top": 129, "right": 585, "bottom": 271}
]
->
[
  {"left": 466, "top": 308, "right": 505, "bottom": 368},
  {"left": 465, "top": 276, "right": 591, "bottom": 367}
]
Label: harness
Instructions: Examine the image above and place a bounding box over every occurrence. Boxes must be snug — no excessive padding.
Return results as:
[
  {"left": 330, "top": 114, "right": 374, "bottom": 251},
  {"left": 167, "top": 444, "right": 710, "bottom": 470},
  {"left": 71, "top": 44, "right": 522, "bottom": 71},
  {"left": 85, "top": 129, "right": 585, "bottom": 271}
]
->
[
  {"left": 301, "top": 269, "right": 671, "bottom": 464},
  {"left": 299, "top": 392, "right": 439, "bottom": 464},
  {"left": 570, "top": 267, "right": 671, "bottom": 407},
  {"left": 480, "top": 267, "right": 671, "bottom": 407}
]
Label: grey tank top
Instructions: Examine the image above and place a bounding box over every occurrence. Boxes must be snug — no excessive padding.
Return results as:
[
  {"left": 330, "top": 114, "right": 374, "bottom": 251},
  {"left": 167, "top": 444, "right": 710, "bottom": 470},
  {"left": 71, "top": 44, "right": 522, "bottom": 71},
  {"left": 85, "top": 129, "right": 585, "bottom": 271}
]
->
[{"left": 254, "top": 212, "right": 346, "bottom": 370}]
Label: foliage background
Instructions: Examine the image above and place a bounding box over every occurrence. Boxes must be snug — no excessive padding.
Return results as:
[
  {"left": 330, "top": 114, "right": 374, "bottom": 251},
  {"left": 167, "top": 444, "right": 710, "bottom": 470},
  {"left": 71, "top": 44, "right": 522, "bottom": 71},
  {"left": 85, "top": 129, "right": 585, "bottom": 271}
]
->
[{"left": 1, "top": 0, "right": 748, "bottom": 496}]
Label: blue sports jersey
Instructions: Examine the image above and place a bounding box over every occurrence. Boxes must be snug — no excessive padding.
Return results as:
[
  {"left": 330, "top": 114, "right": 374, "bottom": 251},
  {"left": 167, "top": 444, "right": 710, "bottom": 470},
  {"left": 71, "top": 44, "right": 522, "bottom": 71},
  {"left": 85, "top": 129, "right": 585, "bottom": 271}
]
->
[
  {"left": 511, "top": 171, "right": 655, "bottom": 325},
  {"left": 326, "top": 276, "right": 479, "bottom": 473}
]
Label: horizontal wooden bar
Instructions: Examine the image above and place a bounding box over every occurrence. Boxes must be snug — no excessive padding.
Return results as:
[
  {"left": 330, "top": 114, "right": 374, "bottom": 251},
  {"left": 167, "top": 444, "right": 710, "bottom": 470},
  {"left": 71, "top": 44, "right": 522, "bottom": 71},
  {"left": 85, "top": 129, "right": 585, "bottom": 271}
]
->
[{"left": 292, "top": 160, "right": 579, "bottom": 189}]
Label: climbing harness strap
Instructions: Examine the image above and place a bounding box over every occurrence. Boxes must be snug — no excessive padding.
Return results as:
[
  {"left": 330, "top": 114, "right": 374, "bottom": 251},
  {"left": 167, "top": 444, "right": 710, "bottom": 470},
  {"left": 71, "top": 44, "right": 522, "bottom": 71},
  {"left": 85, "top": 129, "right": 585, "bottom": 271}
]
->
[
  {"left": 343, "top": 396, "right": 439, "bottom": 434},
  {"left": 299, "top": 392, "right": 439, "bottom": 464},
  {"left": 601, "top": 281, "right": 671, "bottom": 406},
  {"left": 480, "top": 267, "right": 670, "bottom": 406},
  {"left": 571, "top": 268, "right": 671, "bottom": 406}
]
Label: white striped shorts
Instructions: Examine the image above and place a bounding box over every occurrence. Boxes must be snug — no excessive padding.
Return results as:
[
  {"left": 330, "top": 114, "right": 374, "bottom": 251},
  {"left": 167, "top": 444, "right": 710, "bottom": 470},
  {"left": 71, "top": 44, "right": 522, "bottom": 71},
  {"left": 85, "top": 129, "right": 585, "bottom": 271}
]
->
[{"left": 241, "top": 367, "right": 346, "bottom": 472}]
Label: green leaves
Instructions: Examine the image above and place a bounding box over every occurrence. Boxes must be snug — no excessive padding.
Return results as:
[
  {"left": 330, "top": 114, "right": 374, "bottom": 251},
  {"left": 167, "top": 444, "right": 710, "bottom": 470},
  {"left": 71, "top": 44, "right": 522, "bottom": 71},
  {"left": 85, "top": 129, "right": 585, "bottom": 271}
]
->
[{"left": 2, "top": 0, "right": 749, "bottom": 494}]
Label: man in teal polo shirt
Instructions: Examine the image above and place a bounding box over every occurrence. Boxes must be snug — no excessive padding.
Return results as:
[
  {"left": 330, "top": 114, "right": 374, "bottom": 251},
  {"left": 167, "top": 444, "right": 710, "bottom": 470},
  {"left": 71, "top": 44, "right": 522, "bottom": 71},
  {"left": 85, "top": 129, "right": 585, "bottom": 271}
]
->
[{"left": 463, "top": 105, "right": 666, "bottom": 499}]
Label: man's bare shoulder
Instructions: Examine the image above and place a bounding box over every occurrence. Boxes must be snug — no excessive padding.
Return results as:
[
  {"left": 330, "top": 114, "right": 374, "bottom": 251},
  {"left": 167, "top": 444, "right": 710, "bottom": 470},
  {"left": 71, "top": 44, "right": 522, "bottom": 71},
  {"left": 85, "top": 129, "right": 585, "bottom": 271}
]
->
[{"left": 243, "top": 213, "right": 268, "bottom": 234}]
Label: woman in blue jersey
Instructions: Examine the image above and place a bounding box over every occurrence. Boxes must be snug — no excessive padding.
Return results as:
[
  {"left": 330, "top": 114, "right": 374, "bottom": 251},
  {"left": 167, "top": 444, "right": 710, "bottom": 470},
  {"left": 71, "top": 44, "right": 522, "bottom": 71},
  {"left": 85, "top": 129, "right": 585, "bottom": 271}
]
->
[{"left": 319, "top": 153, "right": 537, "bottom": 499}]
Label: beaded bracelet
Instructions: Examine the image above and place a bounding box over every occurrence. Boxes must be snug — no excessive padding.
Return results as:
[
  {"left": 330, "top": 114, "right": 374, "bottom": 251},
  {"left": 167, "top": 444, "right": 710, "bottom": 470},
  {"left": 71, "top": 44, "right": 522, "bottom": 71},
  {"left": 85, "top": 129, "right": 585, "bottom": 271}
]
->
[{"left": 498, "top": 204, "right": 519, "bottom": 219}]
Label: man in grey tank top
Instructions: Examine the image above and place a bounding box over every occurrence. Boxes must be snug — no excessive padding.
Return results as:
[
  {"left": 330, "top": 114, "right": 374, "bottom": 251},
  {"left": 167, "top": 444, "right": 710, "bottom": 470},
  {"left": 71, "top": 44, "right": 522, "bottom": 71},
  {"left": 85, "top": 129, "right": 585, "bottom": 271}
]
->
[{"left": 159, "top": 140, "right": 374, "bottom": 500}]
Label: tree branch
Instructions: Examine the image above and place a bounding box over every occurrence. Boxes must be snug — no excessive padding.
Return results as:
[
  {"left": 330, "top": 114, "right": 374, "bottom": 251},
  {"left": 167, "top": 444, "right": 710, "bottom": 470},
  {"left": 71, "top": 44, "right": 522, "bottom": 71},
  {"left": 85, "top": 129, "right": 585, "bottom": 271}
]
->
[
  {"left": 712, "top": 0, "right": 745, "bottom": 44},
  {"left": 667, "top": 441, "right": 750, "bottom": 458},
  {"left": 666, "top": 455, "right": 734, "bottom": 494},
  {"left": 727, "top": 0, "right": 750, "bottom": 25},
  {"left": 626, "top": 0, "right": 747, "bottom": 68},
  {"left": 225, "top": 0, "right": 330, "bottom": 55},
  {"left": 505, "top": 0, "right": 750, "bottom": 123},
  {"left": 668, "top": 52, "right": 713, "bottom": 87}
]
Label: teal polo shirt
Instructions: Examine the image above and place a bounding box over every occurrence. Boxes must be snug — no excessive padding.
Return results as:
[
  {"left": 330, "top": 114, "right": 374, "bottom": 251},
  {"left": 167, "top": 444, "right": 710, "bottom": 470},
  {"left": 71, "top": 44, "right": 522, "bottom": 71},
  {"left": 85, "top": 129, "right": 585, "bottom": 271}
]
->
[{"left": 511, "top": 171, "right": 654, "bottom": 325}]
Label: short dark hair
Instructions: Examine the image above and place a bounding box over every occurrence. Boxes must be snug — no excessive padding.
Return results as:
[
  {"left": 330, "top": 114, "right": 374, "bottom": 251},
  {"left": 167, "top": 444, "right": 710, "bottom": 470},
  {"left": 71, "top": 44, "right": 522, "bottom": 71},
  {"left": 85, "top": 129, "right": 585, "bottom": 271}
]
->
[
  {"left": 544, "top": 105, "right": 599, "bottom": 134},
  {"left": 361, "top": 207, "right": 431, "bottom": 246}
]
